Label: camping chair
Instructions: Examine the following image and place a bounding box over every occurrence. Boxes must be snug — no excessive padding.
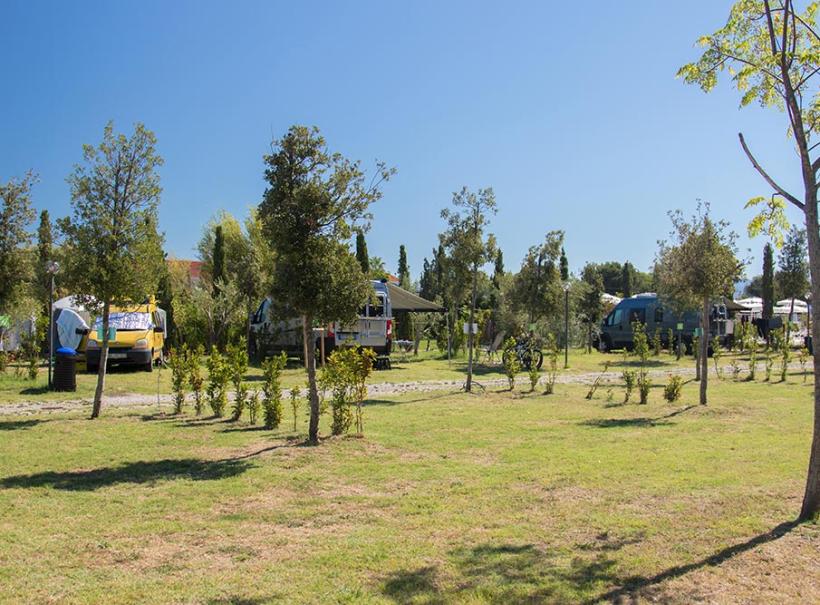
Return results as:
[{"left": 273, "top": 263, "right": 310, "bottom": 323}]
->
[{"left": 480, "top": 331, "right": 505, "bottom": 364}]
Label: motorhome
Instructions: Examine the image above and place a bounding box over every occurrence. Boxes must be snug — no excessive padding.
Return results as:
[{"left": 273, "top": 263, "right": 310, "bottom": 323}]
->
[
  {"left": 593, "top": 293, "right": 743, "bottom": 352},
  {"left": 85, "top": 298, "right": 167, "bottom": 372},
  {"left": 249, "top": 280, "right": 394, "bottom": 359}
]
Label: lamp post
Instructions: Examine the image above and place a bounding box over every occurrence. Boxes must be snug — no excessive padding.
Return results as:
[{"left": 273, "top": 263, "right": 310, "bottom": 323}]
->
[
  {"left": 563, "top": 281, "right": 570, "bottom": 369},
  {"left": 46, "top": 261, "right": 59, "bottom": 389}
]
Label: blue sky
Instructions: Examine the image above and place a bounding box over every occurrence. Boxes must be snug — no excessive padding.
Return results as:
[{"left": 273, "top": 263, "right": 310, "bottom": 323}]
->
[{"left": 1, "top": 1, "right": 806, "bottom": 280}]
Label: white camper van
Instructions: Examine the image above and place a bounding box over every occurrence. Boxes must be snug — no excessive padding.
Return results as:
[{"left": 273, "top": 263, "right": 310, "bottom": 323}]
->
[{"left": 249, "top": 280, "right": 393, "bottom": 359}]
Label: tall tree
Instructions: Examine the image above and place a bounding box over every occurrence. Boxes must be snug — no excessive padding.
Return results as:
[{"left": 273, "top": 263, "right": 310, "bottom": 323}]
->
[
  {"left": 492, "top": 249, "right": 504, "bottom": 290},
  {"left": 396, "top": 244, "right": 413, "bottom": 341},
  {"left": 762, "top": 242, "right": 775, "bottom": 320},
  {"left": 578, "top": 263, "right": 605, "bottom": 353},
  {"left": 35, "top": 209, "right": 54, "bottom": 308},
  {"left": 439, "top": 186, "right": 497, "bottom": 392},
  {"left": 621, "top": 262, "right": 633, "bottom": 298},
  {"left": 212, "top": 224, "right": 225, "bottom": 296},
  {"left": 510, "top": 231, "right": 564, "bottom": 324},
  {"left": 0, "top": 173, "right": 36, "bottom": 345},
  {"left": 560, "top": 247, "right": 569, "bottom": 282},
  {"left": 397, "top": 244, "right": 410, "bottom": 288},
  {"left": 680, "top": 0, "right": 820, "bottom": 520},
  {"left": 355, "top": 232, "right": 369, "bottom": 275},
  {"left": 59, "top": 122, "right": 165, "bottom": 418},
  {"left": 655, "top": 206, "right": 742, "bottom": 407},
  {"left": 743, "top": 274, "right": 764, "bottom": 298},
  {"left": 259, "top": 125, "right": 393, "bottom": 445},
  {"left": 778, "top": 226, "right": 809, "bottom": 339}
]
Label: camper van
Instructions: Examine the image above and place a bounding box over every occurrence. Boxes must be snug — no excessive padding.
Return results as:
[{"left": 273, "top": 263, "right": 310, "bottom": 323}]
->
[
  {"left": 594, "top": 293, "right": 738, "bottom": 352},
  {"left": 249, "top": 280, "right": 393, "bottom": 359},
  {"left": 85, "top": 299, "right": 167, "bottom": 372}
]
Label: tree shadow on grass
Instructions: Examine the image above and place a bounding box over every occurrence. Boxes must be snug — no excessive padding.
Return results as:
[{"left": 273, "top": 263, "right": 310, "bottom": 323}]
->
[
  {"left": 364, "top": 392, "right": 457, "bottom": 406},
  {"left": 580, "top": 405, "right": 696, "bottom": 429},
  {"left": 18, "top": 386, "right": 50, "bottom": 396},
  {"left": 0, "top": 419, "right": 48, "bottom": 431},
  {"left": 0, "top": 457, "right": 252, "bottom": 491}
]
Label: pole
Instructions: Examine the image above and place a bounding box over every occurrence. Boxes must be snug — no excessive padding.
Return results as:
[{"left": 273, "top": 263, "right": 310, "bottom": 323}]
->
[
  {"left": 48, "top": 273, "right": 54, "bottom": 389},
  {"left": 564, "top": 287, "right": 569, "bottom": 369}
]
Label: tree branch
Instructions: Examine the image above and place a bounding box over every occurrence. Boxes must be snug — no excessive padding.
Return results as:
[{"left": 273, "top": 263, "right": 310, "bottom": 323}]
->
[{"left": 738, "top": 132, "right": 805, "bottom": 210}]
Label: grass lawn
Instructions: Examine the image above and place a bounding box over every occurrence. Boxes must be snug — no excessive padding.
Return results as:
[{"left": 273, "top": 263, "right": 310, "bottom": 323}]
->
[
  {"left": 0, "top": 378, "right": 817, "bottom": 603},
  {"left": 0, "top": 346, "right": 696, "bottom": 405}
]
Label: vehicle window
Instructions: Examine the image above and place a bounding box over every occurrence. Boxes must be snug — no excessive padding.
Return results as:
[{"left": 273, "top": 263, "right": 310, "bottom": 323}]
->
[
  {"left": 95, "top": 312, "right": 151, "bottom": 331},
  {"left": 358, "top": 305, "right": 368, "bottom": 317},
  {"left": 654, "top": 306, "right": 663, "bottom": 323},
  {"left": 370, "top": 296, "right": 385, "bottom": 317},
  {"left": 629, "top": 308, "right": 645, "bottom": 324},
  {"left": 612, "top": 309, "right": 623, "bottom": 326}
]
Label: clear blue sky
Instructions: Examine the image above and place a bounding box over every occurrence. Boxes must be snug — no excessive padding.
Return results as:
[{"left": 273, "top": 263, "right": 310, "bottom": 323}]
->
[{"left": 1, "top": 1, "right": 805, "bottom": 281}]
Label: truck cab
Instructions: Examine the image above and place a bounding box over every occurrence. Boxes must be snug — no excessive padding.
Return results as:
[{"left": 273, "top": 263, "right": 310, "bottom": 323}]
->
[{"left": 85, "top": 299, "right": 166, "bottom": 372}]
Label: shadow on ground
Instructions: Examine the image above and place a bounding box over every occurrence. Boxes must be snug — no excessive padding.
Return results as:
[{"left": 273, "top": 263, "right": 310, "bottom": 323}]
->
[
  {"left": 0, "top": 419, "right": 48, "bottom": 431},
  {"left": 580, "top": 405, "right": 696, "bottom": 429}
]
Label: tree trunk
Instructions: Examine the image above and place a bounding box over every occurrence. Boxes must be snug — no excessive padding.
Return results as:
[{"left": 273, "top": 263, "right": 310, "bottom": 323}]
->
[
  {"left": 700, "top": 297, "right": 709, "bottom": 406},
  {"left": 587, "top": 323, "right": 592, "bottom": 354},
  {"left": 787, "top": 296, "right": 795, "bottom": 343},
  {"left": 91, "top": 301, "right": 111, "bottom": 419},
  {"left": 303, "top": 315, "right": 320, "bottom": 445},
  {"left": 801, "top": 182, "right": 820, "bottom": 520},
  {"left": 466, "top": 264, "right": 477, "bottom": 392}
]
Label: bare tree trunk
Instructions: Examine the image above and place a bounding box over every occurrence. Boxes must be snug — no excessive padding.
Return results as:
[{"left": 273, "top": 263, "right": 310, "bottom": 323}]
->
[
  {"left": 303, "top": 315, "right": 320, "bottom": 445},
  {"left": 466, "top": 264, "right": 477, "bottom": 392},
  {"left": 700, "top": 297, "right": 709, "bottom": 405},
  {"left": 801, "top": 183, "right": 820, "bottom": 520},
  {"left": 91, "top": 301, "right": 110, "bottom": 419}
]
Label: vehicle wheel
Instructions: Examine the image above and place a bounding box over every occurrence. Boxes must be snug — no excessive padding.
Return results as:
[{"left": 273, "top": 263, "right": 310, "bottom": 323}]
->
[
  {"left": 520, "top": 351, "right": 532, "bottom": 370},
  {"left": 599, "top": 336, "right": 611, "bottom": 353},
  {"left": 145, "top": 350, "right": 154, "bottom": 372},
  {"left": 87, "top": 364, "right": 98, "bottom": 374}
]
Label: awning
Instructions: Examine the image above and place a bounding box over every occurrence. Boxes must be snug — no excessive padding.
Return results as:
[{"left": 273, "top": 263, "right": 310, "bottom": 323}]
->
[{"left": 385, "top": 283, "right": 445, "bottom": 313}]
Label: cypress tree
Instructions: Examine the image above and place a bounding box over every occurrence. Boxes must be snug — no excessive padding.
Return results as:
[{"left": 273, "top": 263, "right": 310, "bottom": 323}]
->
[
  {"left": 762, "top": 243, "right": 774, "bottom": 321},
  {"left": 213, "top": 224, "right": 225, "bottom": 296},
  {"left": 355, "top": 232, "right": 369, "bottom": 274}
]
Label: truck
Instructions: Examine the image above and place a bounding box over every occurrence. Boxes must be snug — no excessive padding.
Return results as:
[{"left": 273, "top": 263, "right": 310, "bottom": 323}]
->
[
  {"left": 249, "top": 280, "right": 393, "bottom": 360},
  {"left": 593, "top": 293, "right": 742, "bottom": 353}
]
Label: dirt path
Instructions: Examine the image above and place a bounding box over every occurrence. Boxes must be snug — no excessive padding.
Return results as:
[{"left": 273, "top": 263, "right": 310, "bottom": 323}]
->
[{"left": 0, "top": 365, "right": 715, "bottom": 416}]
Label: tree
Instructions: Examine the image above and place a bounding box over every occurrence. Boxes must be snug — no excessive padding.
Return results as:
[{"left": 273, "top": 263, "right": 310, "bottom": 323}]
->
[
  {"left": 560, "top": 247, "right": 569, "bottom": 282},
  {"left": 59, "top": 122, "right": 165, "bottom": 419},
  {"left": 621, "top": 262, "right": 633, "bottom": 298},
  {"left": 510, "top": 231, "right": 564, "bottom": 324},
  {"left": 655, "top": 206, "right": 742, "bottom": 407},
  {"left": 679, "top": 0, "right": 820, "bottom": 518},
  {"left": 578, "top": 264, "right": 605, "bottom": 353},
  {"left": 368, "top": 255, "right": 388, "bottom": 280},
  {"left": 439, "top": 186, "right": 497, "bottom": 392},
  {"left": 762, "top": 242, "right": 775, "bottom": 320},
  {"left": 0, "top": 173, "right": 36, "bottom": 346},
  {"left": 743, "top": 274, "right": 764, "bottom": 298},
  {"left": 355, "top": 232, "right": 369, "bottom": 274},
  {"left": 492, "top": 249, "right": 504, "bottom": 290},
  {"left": 35, "top": 209, "right": 54, "bottom": 309},
  {"left": 397, "top": 244, "right": 410, "bottom": 288},
  {"left": 396, "top": 244, "right": 413, "bottom": 341},
  {"left": 258, "top": 125, "right": 393, "bottom": 445},
  {"left": 778, "top": 226, "right": 809, "bottom": 338}
]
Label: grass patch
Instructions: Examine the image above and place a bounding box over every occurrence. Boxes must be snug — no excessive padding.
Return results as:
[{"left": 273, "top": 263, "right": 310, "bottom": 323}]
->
[{"left": 0, "top": 378, "right": 817, "bottom": 603}]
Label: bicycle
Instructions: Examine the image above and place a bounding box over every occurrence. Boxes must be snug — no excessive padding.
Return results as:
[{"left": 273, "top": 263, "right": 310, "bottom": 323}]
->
[{"left": 502, "top": 338, "right": 544, "bottom": 370}]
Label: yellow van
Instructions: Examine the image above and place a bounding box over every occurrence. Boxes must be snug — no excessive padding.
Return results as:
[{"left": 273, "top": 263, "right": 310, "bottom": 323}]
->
[{"left": 85, "top": 298, "right": 166, "bottom": 372}]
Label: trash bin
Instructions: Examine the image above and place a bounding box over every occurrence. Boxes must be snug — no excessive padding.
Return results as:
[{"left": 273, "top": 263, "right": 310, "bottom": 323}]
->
[{"left": 54, "top": 347, "right": 78, "bottom": 392}]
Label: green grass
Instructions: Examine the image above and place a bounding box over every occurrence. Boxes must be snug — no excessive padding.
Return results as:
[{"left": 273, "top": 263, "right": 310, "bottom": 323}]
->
[
  {"left": 0, "top": 346, "right": 695, "bottom": 405},
  {"left": 0, "top": 377, "right": 817, "bottom": 603}
]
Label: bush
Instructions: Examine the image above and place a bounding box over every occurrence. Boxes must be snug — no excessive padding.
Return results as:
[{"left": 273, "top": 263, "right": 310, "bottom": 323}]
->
[
  {"left": 639, "top": 376, "right": 651, "bottom": 405},
  {"left": 543, "top": 334, "right": 560, "bottom": 395},
  {"left": 632, "top": 321, "right": 650, "bottom": 404},
  {"left": 322, "top": 347, "right": 376, "bottom": 436},
  {"left": 205, "top": 347, "right": 229, "bottom": 417},
  {"left": 663, "top": 375, "right": 683, "bottom": 403},
  {"left": 653, "top": 328, "right": 662, "bottom": 356},
  {"left": 622, "top": 369, "right": 637, "bottom": 403},
  {"left": 227, "top": 339, "right": 249, "bottom": 421},
  {"left": 261, "top": 353, "right": 287, "bottom": 429},
  {"left": 168, "top": 345, "right": 188, "bottom": 414},
  {"left": 247, "top": 389, "right": 261, "bottom": 424},
  {"left": 711, "top": 335, "right": 723, "bottom": 379},
  {"left": 19, "top": 331, "right": 39, "bottom": 381},
  {"left": 799, "top": 347, "right": 810, "bottom": 383},
  {"left": 232, "top": 382, "right": 248, "bottom": 422},
  {"left": 502, "top": 337, "right": 520, "bottom": 390},
  {"left": 747, "top": 336, "right": 757, "bottom": 381},
  {"left": 528, "top": 359, "right": 541, "bottom": 392},
  {"left": 289, "top": 386, "right": 302, "bottom": 432},
  {"left": 0, "top": 350, "right": 7, "bottom": 373},
  {"left": 187, "top": 345, "right": 205, "bottom": 415}
]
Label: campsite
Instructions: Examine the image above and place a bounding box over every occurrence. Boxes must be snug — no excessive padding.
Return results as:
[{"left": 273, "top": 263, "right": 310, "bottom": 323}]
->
[{"left": 2, "top": 2, "right": 820, "bottom": 604}]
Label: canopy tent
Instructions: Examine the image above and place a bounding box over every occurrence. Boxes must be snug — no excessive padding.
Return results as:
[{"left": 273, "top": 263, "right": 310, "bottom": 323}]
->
[{"left": 384, "top": 282, "right": 445, "bottom": 313}]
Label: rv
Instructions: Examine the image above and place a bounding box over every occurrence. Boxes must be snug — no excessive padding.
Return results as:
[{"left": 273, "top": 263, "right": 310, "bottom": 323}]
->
[
  {"left": 249, "top": 280, "right": 393, "bottom": 359},
  {"left": 593, "top": 293, "right": 741, "bottom": 353}
]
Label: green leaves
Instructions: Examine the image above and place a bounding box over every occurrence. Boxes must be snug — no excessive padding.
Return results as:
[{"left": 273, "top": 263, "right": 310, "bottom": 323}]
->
[{"left": 745, "top": 195, "right": 790, "bottom": 247}]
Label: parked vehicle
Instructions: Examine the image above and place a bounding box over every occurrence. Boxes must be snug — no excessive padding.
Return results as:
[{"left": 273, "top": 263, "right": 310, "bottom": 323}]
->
[
  {"left": 249, "top": 280, "right": 393, "bottom": 359},
  {"left": 85, "top": 298, "right": 167, "bottom": 372},
  {"left": 593, "top": 293, "right": 739, "bottom": 353}
]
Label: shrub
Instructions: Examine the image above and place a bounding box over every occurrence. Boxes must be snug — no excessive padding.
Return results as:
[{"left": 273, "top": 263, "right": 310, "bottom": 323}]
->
[
  {"left": 187, "top": 345, "right": 205, "bottom": 415},
  {"left": 764, "top": 347, "right": 773, "bottom": 382},
  {"left": 247, "top": 389, "right": 261, "bottom": 424},
  {"left": 663, "top": 375, "right": 683, "bottom": 403},
  {"left": 799, "top": 347, "right": 810, "bottom": 383},
  {"left": 232, "top": 382, "right": 248, "bottom": 422},
  {"left": 729, "top": 356, "right": 741, "bottom": 381},
  {"left": 0, "top": 350, "right": 7, "bottom": 373},
  {"left": 653, "top": 328, "right": 662, "bottom": 356},
  {"left": 780, "top": 335, "right": 791, "bottom": 383},
  {"left": 667, "top": 328, "right": 675, "bottom": 355},
  {"left": 711, "top": 335, "right": 723, "bottom": 379},
  {"left": 322, "top": 346, "right": 376, "bottom": 436},
  {"left": 638, "top": 376, "right": 651, "bottom": 405},
  {"left": 747, "top": 336, "right": 757, "bottom": 381},
  {"left": 168, "top": 345, "right": 188, "bottom": 414},
  {"left": 205, "top": 347, "right": 229, "bottom": 417},
  {"left": 622, "top": 369, "right": 637, "bottom": 403},
  {"left": 227, "top": 339, "right": 249, "bottom": 421},
  {"left": 528, "top": 360, "right": 541, "bottom": 392},
  {"left": 19, "top": 331, "right": 39, "bottom": 381},
  {"left": 262, "top": 352, "right": 287, "bottom": 429},
  {"left": 632, "top": 321, "right": 650, "bottom": 404},
  {"left": 289, "top": 386, "right": 302, "bottom": 432},
  {"left": 502, "top": 337, "right": 520, "bottom": 391},
  {"left": 543, "top": 334, "right": 560, "bottom": 395}
]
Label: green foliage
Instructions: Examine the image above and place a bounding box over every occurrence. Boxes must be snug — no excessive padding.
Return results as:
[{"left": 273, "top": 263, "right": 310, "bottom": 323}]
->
[
  {"left": 711, "top": 335, "right": 723, "bottom": 380},
  {"left": 0, "top": 351, "right": 6, "bottom": 374},
  {"left": 290, "top": 386, "right": 302, "bottom": 432},
  {"left": 799, "top": 347, "right": 810, "bottom": 383},
  {"left": 777, "top": 228, "right": 809, "bottom": 325},
  {"left": 19, "top": 330, "right": 39, "bottom": 381},
  {"left": 502, "top": 336, "right": 520, "bottom": 390},
  {"left": 578, "top": 264, "right": 605, "bottom": 352},
  {"left": 764, "top": 347, "right": 774, "bottom": 382},
  {"left": 667, "top": 328, "right": 675, "bottom": 355},
  {"left": 510, "top": 231, "right": 563, "bottom": 323},
  {"left": 187, "top": 345, "right": 205, "bottom": 415},
  {"left": 762, "top": 243, "right": 775, "bottom": 320},
  {"left": 779, "top": 329, "right": 791, "bottom": 383},
  {"left": 652, "top": 328, "right": 662, "bottom": 356},
  {"left": 0, "top": 172, "right": 36, "bottom": 323},
  {"left": 227, "top": 338, "right": 249, "bottom": 396},
  {"left": 167, "top": 345, "right": 188, "bottom": 414},
  {"left": 621, "top": 262, "right": 633, "bottom": 298},
  {"left": 247, "top": 389, "right": 260, "bottom": 425},
  {"left": 355, "top": 232, "right": 369, "bottom": 274},
  {"left": 663, "top": 375, "right": 683, "bottom": 403},
  {"left": 528, "top": 358, "right": 541, "bottom": 392},
  {"left": 730, "top": 356, "right": 742, "bottom": 381},
  {"left": 212, "top": 225, "right": 225, "bottom": 294},
  {"left": 543, "top": 333, "right": 560, "bottom": 395},
  {"left": 261, "top": 353, "right": 287, "bottom": 430},
  {"left": 205, "top": 347, "right": 229, "bottom": 417},
  {"left": 321, "top": 346, "right": 376, "bottom": 436},
  {"left": 232, "top": 382, "right": 248, "bottom": 422},
  {"left": 622, "top": 369, "right": 637, "bottom": 403},
  {"left": 748, "top": 334, "right": 758, "bottom": 381}
]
